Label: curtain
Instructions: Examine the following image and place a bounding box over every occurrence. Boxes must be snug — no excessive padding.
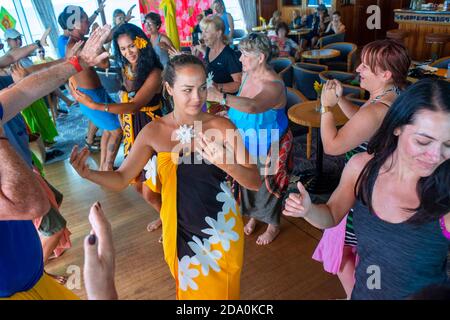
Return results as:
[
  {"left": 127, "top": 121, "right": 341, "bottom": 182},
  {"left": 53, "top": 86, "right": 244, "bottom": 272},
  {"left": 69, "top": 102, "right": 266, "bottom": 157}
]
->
[
  {"left": 139, "top": 0, "right": 212, "bottom": 42},
  {"left": 160, "top": 0, "right": 180, "bottom": 50},
  {"left": 238, "top": 0, "right": 256, "bottom": 33},
  {"left": 31, "top": 0, "right": 59, "bottom": 50}
]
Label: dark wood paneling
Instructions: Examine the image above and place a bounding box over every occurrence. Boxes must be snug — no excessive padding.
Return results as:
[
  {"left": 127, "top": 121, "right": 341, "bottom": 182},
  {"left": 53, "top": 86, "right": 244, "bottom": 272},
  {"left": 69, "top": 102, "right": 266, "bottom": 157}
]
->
[
  {"left": 257, "top": 0, "right": 280, "bottom": 21},
  {"left": 335, "top": 0, "right": 412, "bottom": 46}
]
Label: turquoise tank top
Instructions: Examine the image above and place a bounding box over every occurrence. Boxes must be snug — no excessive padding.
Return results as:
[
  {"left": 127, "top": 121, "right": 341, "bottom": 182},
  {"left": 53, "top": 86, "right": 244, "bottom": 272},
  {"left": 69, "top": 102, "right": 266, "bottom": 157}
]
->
[{"left": 228, "top": 76, "right": 288, "bottom": 158}]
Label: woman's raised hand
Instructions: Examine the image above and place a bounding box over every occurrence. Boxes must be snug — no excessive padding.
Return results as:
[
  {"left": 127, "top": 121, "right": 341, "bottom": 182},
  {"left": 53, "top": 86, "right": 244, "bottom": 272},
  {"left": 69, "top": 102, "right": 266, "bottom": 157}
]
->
[
  {"left": 321, "top": 80, "right": 339, "bottom": 107},
  {"left": 195, "top": 132, "right": 234, "bottom": 169},
  {"left": 332, "top": 79, "right": 344, "bottom": 100},
  {"left": 70, "top": 145, "right": 92, "bottom": 178},
  {"left": 40, "top": 28, "right": 51, "bottom": 47},
  {"left": 69, "top": 81, "right": 94, "bottom": 107},
  {"left": 283, "top": 182, "right": 312, "bottom": 218}
]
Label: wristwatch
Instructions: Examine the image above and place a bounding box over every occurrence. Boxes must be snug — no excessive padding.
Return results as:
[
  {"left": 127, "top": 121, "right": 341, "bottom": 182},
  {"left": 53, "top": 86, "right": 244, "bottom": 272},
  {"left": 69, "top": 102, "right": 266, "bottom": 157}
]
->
[
  {"left": 320, "top": 105, "right": 331, "bottom": 114},
  {"left": 220, "top": 92, "right": 227, "bottom": 106},
  {"left": 34, "top": 40, "right": 42, "bottom": 49}
]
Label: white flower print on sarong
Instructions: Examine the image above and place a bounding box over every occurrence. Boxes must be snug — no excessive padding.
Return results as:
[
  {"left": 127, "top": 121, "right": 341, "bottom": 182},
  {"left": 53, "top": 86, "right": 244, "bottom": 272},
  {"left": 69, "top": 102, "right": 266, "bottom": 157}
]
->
[
  {"left": 202, "top": 213, "right": 239, "bottom": 252},
  {"left": 178, "top": 255, "right": 200, "bottom": 291},
  {"left": 143, "top": 155, "right": 157, "bottom": 186},
  {"left": 216, "top": 182, "right": 237, "bottom": 215},
  {"left": 188, "top": 236, "right": 222, "bottom": 276}
]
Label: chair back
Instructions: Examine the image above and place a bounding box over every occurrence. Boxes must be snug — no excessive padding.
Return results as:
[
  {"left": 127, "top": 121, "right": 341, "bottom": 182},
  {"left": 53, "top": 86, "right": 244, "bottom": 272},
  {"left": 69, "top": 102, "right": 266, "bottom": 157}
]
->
[
  {"left": 286, "top": 87, "right": 308, "bottom": 111},
  {"left": 293, "top": 64, "right": 322, "bottom": 100},
  {"left": 322, "top": 42, "right": 358, "bottom": 72},
  {"left": 319, "top": 70, "right": 355, "bottom": 83},
  {"left": 286, "top": 87, "right": 309, "bottom": 136},
  {"left": 317, "top": 33, "right": 345, "bottom": 48},
  {"left": 319, "top": 71, "right": 365, "bottom": 99},
  {"left": 270, "top": 57, "right": 294, "bottom": 87},
  {"left": 429, "top": 56, "right": 450, "bottom": 69},
  {"left": 233, "top": 29, "right": 247, "bottom": 39},
  {"left": 294, "top": 62, "right": 328, "bottom": 72}
]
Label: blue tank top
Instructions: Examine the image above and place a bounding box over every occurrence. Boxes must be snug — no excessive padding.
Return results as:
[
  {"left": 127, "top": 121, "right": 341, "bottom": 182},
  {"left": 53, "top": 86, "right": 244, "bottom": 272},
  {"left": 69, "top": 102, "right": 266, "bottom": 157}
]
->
[
  {"left": 228, "top": 77, "right": 288, "bottom": 158},
  {"left": 0, "top": 102, "right": 44, "bottom": 298},
  {"left": 351, "top": 199, "right": 450, "bottom": 300}
]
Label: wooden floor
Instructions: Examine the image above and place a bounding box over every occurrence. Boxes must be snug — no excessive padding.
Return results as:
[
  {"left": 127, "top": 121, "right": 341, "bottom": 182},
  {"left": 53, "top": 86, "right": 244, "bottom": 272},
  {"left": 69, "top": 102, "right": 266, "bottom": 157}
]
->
[{"left": 44, "top": 156, "right": 345, "bottom": 300}]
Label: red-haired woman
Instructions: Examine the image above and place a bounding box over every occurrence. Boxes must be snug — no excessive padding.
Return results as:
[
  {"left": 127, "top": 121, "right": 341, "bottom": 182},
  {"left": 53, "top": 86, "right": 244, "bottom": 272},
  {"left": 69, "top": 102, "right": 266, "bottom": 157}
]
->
[{"left": 313, "top": 39, "right": 411, "bottom": 299}]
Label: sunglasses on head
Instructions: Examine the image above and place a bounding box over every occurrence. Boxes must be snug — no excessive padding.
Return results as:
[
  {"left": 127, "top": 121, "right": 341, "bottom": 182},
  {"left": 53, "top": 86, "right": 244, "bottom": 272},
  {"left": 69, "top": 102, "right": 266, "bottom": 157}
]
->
[{"left": 248, "top": 32, "right": 259, "bottom": 40}]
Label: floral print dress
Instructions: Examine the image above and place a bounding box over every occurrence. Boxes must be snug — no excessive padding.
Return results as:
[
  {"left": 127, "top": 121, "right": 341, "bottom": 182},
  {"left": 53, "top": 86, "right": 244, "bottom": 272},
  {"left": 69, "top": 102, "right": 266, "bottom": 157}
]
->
[{"left": 144, "top": 151, "right": 244, "bottom": 299}]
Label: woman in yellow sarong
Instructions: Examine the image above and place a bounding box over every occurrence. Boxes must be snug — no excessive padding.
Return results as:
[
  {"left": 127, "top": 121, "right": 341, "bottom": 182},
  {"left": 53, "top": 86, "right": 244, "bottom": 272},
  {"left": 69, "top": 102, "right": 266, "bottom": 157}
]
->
[
  {"left": 70, "top": 23, "right": 164, "bottom": 231},
  {"left": 70, "top": 54, "right": 261, "bottom": 299}
]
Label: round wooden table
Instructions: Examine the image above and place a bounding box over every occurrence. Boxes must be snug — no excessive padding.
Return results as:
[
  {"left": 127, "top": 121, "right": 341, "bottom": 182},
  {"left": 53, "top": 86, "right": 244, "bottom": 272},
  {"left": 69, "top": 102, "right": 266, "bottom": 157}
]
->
[
  {"left": 302, "top": 48, "right": 340, "bottom": 61},
  {"left": 288, "top": 100, "right": 348, "bottom": 193},
  {"left": 288, "top": 100, "right": 348, "bottom": 128},
  {"left": 288, "top": 28, "right": 311, "bottom": 44},
  {"left": 251, "top": 26, "right": 274, "bottom": 33},
  {"left": 289, "top": 28, "right": 311, "bottom": 36}
]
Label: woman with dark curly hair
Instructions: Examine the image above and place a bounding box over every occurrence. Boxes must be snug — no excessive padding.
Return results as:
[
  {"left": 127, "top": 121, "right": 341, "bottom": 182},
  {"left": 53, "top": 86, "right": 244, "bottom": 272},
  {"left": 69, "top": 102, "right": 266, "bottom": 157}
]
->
[{"left": 70, "top": 23, "right": 164, "bottom": 233}]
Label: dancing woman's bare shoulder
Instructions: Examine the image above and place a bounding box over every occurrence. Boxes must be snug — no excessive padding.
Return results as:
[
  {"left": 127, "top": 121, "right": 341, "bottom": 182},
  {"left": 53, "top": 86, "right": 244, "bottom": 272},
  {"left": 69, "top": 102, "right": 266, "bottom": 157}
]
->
[{"left": 346, "top": 152, "right": 374, "bottom": 178}]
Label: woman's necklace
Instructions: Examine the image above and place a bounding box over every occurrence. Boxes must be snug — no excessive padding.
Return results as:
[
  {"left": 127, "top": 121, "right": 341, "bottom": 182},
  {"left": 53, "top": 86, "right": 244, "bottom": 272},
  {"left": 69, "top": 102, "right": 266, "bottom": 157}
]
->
[
  {"left": 124, "top": 65, "right": 136, "bottom": 81},
  {"left": 370, "top": 86, "right": 399, "bottom": 104},
  {"left": 173, "top": 112, "right": 195, "bottom": 144}
]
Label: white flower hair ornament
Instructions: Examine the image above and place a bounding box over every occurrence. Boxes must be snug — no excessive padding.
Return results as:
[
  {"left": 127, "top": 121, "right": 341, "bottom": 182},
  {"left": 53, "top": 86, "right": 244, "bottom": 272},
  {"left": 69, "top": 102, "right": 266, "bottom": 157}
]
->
[{"left": 206, "top": 71, "right": 214, "bottom": 89}]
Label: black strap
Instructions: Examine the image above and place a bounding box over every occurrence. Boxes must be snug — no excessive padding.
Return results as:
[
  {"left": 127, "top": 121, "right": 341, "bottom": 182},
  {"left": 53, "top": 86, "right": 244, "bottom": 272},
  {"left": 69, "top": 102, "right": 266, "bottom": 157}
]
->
[{"left": 377, "top": 101, "right": 391, "bottom": 108}]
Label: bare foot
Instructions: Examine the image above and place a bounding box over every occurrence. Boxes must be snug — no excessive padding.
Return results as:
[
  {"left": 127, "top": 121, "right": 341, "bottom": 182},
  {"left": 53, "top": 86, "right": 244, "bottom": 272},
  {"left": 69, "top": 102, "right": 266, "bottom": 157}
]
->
[
  {"left": 256, "top": 224, "right": 280, "bottom": 245},
  {"left": 147, "top": 218, "right": 162, "bottom": 232},
  {"left": 47, "top": 273, "right": 68, "bottom": 285},
  {"left": 243, "top": 218, "right": 256, "bottom": 236}
]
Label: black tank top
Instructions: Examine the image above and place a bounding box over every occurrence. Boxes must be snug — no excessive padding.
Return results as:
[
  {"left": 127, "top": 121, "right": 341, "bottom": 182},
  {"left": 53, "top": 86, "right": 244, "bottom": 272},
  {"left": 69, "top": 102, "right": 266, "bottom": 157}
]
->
[{"left": 351, "top": 199, "right": 449, "bottom": 300}]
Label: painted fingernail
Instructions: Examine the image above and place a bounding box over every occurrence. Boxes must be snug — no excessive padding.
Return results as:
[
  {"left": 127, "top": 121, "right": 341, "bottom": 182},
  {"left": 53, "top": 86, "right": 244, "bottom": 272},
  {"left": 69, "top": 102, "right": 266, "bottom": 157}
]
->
[{"left": 88, "top": 234, "right": 96, "bottom": 245}]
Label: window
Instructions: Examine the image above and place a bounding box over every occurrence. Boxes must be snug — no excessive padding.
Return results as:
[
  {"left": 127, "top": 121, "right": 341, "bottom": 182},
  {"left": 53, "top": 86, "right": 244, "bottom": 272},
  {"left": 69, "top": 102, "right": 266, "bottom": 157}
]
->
[
  {"left": 51, "top": 0, "right": 142, "bottom": 32},
  {"left": 0, "top": 0, "right": 50, "bottom": 57},
  {"left": 308, "top": 0, "right": 332, "bottom": 7},
  {"left": 223, "top": 0, "right": 245, "bottom": 30},
  {"left": 1, "top": 1, "right": 29, "bottom": 46},
  {"left": 1, "top": 0, "right": 140, "bottom": 59}
]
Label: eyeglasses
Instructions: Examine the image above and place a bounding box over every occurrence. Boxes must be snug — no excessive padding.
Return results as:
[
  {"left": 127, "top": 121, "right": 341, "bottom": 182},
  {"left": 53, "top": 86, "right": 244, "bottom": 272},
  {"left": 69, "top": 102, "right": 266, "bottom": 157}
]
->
[{"left": 38, "top": 51, "right": 44, "bottom": 54}]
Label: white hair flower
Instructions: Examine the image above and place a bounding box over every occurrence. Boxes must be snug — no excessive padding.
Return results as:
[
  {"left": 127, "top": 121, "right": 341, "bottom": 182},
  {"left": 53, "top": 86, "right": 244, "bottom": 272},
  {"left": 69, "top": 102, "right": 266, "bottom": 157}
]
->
[{"left": 206, "top": 71, "right": 214, "bottom": 89}]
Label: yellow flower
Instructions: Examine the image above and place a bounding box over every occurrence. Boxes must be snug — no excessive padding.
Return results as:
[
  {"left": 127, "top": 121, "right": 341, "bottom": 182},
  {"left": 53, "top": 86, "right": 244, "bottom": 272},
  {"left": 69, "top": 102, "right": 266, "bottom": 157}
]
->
[
  {"left": 133, "top": 37, "right": 148, "bottom": 50},
  {"left": 313, "top": 81, "right": 323, "bottom": 93},
  {"left": 259, "top": 16, "right": 266, "bottom": 24}
]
